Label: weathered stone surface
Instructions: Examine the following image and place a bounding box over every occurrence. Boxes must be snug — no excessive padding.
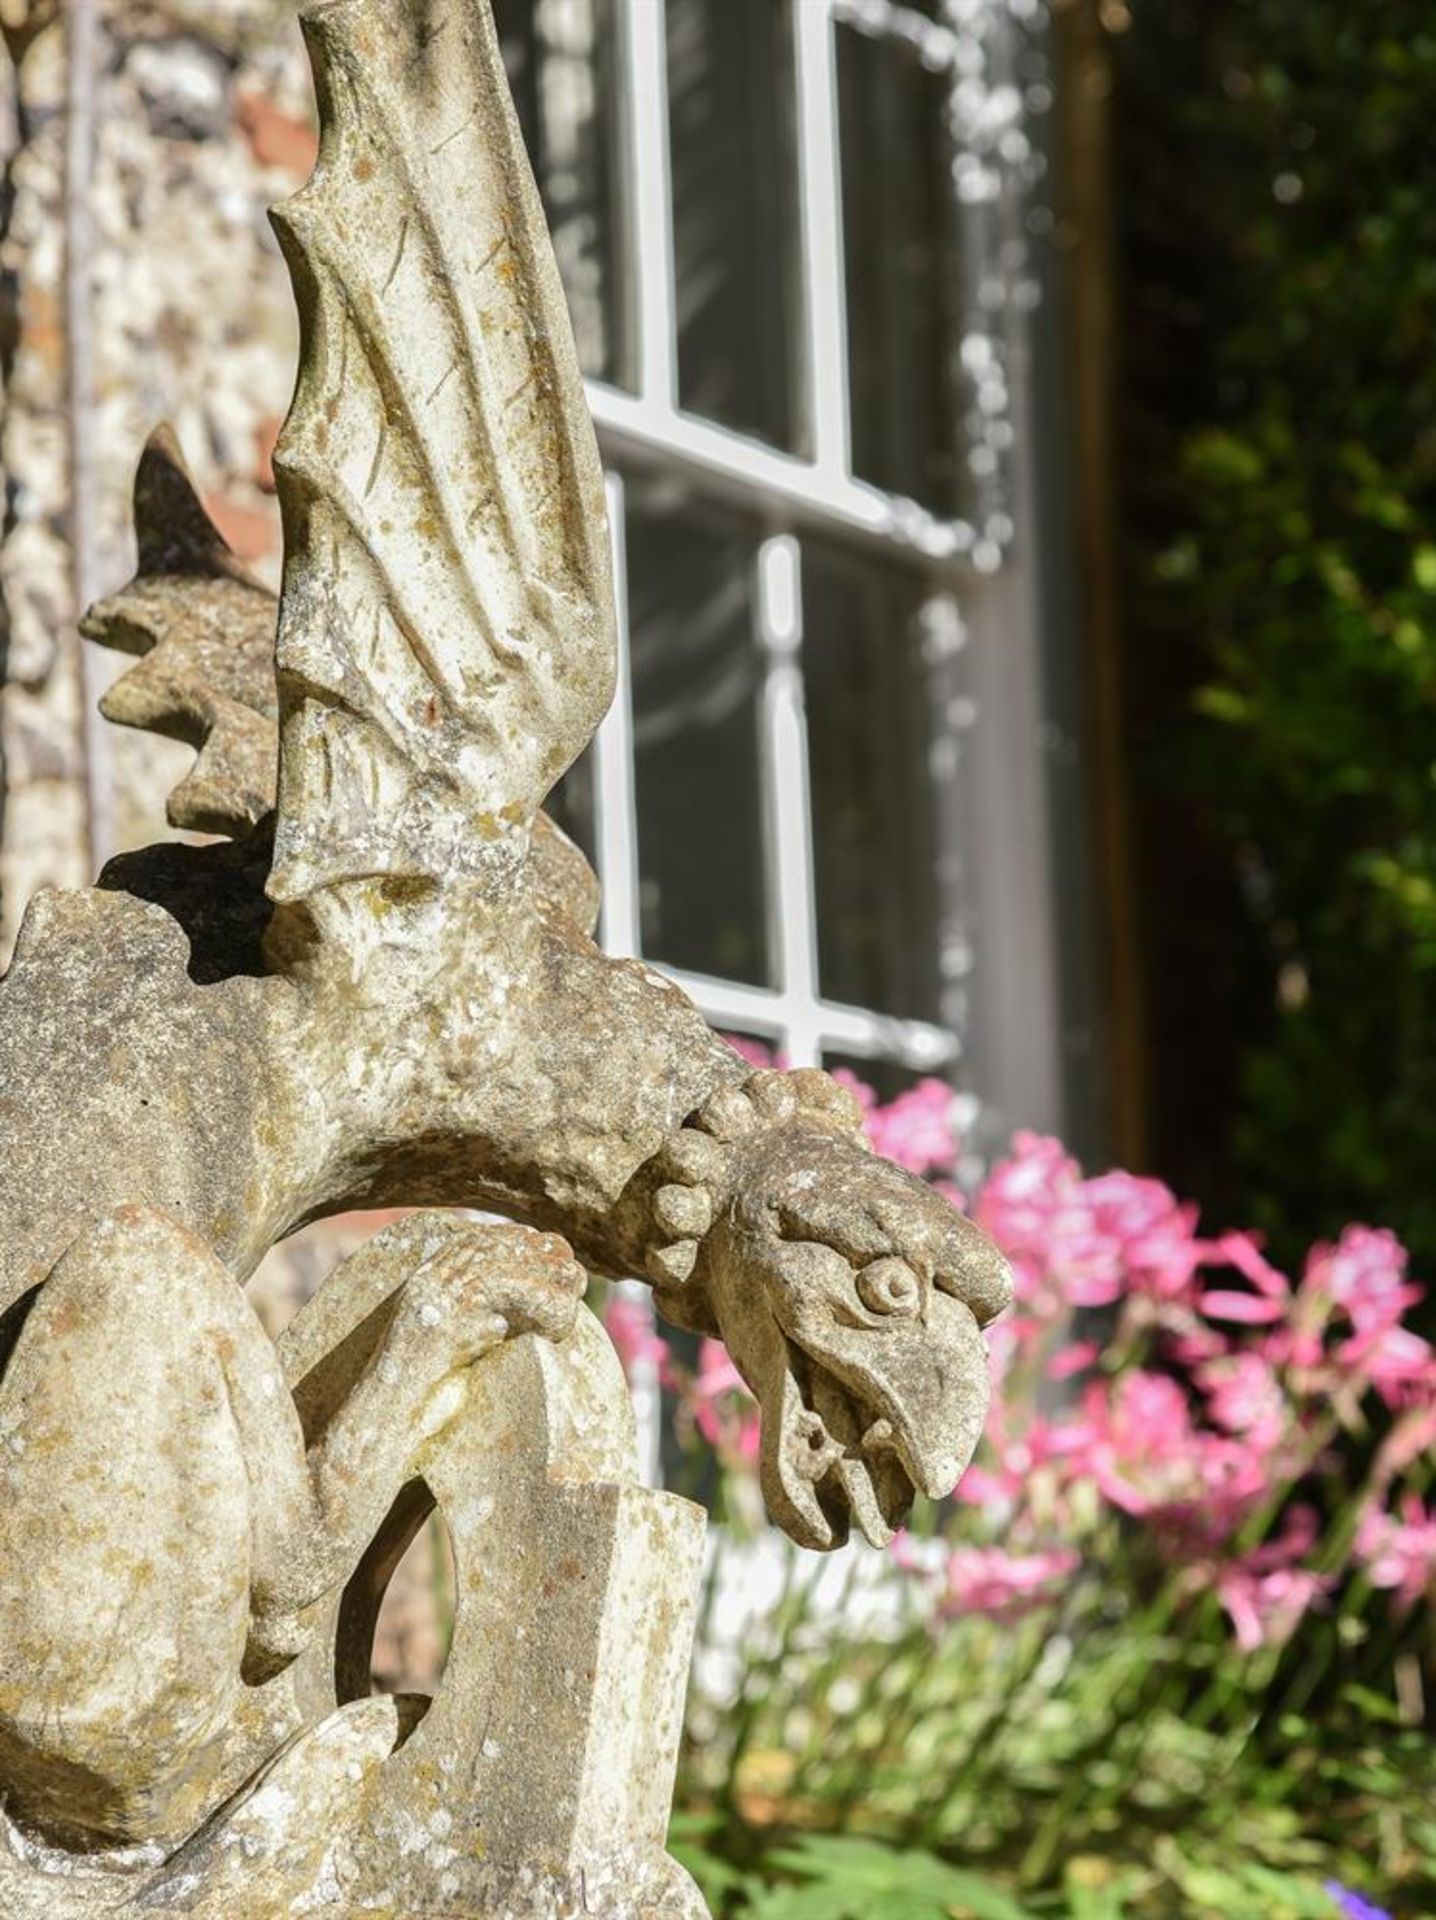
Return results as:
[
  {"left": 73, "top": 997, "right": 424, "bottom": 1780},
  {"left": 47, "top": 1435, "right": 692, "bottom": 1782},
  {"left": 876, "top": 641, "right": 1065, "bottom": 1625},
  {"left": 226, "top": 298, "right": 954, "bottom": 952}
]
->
[
  {"left": 80, "top": 426, "right": 281, "bottom": 837},
  {"left": 0, "top": 0, "right": 1011, "bottom": 1909}
]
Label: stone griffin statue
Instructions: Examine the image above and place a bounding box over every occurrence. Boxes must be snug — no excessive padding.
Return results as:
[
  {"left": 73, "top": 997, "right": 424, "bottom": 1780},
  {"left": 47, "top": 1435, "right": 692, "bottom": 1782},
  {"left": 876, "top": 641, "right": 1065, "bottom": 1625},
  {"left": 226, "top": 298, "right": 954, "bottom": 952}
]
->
[{"left": 0, "top": 1, "right": 1010, "bottom": 1913}]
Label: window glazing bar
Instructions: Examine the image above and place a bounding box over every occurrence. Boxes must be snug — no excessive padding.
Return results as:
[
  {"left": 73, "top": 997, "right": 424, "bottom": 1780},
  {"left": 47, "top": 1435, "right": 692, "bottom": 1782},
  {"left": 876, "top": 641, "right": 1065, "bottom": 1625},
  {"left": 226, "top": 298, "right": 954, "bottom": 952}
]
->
[
  {"left": 619, "top": 0, "right": 678, "bottom": 410},
  {"left": 594, "top": 471, "right": 641, "bottom": 957},
  {"left": 792, "top": 0, "right": 852, "bottom": 481},
  {"left": 591, "top": 384, "right": 987, "bottom": 567},
  {"left": 661, "top": 967, "right": 960, "bottom": 1074},
  {"left": 755, "top": 535, "right": 821, "bottom": 1067}
]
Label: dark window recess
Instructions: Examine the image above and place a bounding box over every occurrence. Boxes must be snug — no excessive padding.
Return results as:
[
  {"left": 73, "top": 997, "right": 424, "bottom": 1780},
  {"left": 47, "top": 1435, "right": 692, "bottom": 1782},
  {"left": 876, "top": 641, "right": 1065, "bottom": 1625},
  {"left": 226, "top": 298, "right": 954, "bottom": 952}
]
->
[
  {"left": 837, "top": 25, "right": 965, "bottom": 518},
  {"left": 492, "top": 0, "right": 632, "bottom": 387},
  {"left": 803, "top": 543, "right": 942, "bottom": 1023},
  {"left": 626, "top": 481, "right": 768, "bottom": 986},
  {"left": 666, "top": 0, "right": 803, "bottom": 450},
  {"left": 821, "top": 1052, "right": 938, "bottom": 1107}
]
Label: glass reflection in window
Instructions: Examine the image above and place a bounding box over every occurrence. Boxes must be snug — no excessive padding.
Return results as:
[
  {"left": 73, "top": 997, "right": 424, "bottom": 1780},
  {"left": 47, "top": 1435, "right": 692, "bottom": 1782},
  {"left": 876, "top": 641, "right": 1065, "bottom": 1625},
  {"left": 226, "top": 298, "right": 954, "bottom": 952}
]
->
[
  {"left": 803, "top": 541, "right": 943, "bottom": 1022},
  {"left": 627, "top": 480, "right": 768, "bottom": 986}
]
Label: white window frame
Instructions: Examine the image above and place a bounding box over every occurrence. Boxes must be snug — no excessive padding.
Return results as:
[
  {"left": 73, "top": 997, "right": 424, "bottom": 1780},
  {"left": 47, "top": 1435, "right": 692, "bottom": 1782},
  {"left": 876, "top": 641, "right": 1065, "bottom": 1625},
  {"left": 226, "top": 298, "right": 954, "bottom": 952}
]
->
[
  {"left": 561, "top": 0, "right": 1062, "bottom": 1121},
  {"left": 517, "top": 0, "right": 1070, "bottom": 1488}
]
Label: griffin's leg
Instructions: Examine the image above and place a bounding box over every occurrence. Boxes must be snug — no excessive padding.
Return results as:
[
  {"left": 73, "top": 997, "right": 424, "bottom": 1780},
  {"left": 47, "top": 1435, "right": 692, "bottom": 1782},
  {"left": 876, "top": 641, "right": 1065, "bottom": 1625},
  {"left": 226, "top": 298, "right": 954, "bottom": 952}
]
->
[
  {"left": 0, "top": 1206, "right": 277, "bottom": 1851},
  {"left": 248, "top": 1214, "right": 586, "bottom": 1671},
  {"left": 0, "top": 1208, "right": 584, "bottom": 1852}
]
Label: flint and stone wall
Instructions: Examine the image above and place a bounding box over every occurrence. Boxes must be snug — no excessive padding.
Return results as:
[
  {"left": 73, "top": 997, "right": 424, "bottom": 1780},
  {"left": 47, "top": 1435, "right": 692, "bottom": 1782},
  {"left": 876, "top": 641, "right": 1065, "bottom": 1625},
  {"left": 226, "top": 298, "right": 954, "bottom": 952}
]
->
[
  {"left": 0, "top": 1, "right": 447, "bottom": 1686},
  {"left": 1, "top": 0, "right": 309, "bottom": 959}
]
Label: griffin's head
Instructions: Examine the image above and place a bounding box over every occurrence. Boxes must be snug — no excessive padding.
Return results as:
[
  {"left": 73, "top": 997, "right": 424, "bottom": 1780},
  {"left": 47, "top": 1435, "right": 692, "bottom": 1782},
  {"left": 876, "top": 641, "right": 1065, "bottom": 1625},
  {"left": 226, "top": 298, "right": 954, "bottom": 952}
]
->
[{"left": 694, "top": 1122, "right": 1012, "bottom": 1551}]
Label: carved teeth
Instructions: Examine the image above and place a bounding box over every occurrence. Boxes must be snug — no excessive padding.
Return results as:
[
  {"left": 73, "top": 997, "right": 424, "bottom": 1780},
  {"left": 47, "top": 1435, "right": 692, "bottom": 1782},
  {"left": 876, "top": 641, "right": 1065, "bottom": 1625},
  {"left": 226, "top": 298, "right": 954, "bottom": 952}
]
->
[
  {"left": 647, "top": 1240, "right": 698, "bottom": 1286},
  {"left": 653, "top": 1183, "right": 712, "bottom": 1239},
  {"left": 861, "top": 1418, "right": 895, "bottom": 1453},
  {"left": 790, "top": 1410, "right": 844, "bottom": 1483},
  {"left": 837, "top": 1455, "right": 896, "bottom": 1549}
]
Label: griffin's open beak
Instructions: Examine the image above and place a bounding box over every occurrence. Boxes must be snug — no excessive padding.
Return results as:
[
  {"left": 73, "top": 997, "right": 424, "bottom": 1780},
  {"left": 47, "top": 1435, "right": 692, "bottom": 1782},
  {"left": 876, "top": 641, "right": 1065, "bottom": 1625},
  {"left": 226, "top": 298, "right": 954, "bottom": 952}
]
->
[
  {"left": 765, "top": 1291, "right": 991, "bottom": 1551},
  {"left": 831, "top": 1291, "right": 990, "bottom": 1500}
]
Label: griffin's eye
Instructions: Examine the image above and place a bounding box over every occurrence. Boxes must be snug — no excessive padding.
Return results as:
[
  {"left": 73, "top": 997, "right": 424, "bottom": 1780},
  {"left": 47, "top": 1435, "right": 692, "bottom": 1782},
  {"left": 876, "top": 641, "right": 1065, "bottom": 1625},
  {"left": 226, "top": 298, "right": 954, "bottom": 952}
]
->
[{"left": 856, "top": 1258, "right": 921, "bottom": 1318}]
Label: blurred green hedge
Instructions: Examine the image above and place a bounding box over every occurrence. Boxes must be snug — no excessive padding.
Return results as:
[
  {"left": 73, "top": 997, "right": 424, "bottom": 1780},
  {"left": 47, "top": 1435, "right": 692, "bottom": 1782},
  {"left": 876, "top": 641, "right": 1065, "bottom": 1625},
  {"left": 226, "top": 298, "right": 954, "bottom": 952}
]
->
[{"left": 1114, "top": 5, "right": 1436, "bottom": 1274}]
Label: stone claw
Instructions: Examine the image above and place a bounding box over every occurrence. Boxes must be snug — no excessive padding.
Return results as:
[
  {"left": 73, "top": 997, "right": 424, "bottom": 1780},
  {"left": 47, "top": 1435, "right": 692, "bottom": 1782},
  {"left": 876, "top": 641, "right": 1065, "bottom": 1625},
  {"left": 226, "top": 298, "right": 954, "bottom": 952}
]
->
[{"left": 398, "top": 1225, "right": 584, "bottom": 1367}]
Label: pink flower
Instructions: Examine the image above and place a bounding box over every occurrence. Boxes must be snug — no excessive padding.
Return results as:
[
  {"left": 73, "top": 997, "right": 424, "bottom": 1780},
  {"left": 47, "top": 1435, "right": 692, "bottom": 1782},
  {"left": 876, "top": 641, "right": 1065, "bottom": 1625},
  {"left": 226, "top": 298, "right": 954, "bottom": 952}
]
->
[
  {"left": 975, "top": 1140, "right": 1205, "bottom": 1319},
  {"left": 1194, "top": 1232, "right": 1293, "bottom": 1327},
  {"left": 1372, "top": 1402, "right": 1436, "bottom": 1491},
  {"left": 662, "top": 1074, "right": 1433, "bottom": 1639},
  {"left": 603, "top": 1296, "right": 672, "bottom": 1384},
  {"left": 1303, "top": 1226, "right": 1419, "bottom": 1335},
  {"left": 975, "top": 1135, "right": 1120, "bottom": 1312},
  {"left": 1209, "top": 1507, "right": 1327, "bottom": 1651},
  {"left": 939, "top": 1544, "right": 1080, "bottom": 1621},
  {"left": 690, "top": 1338, "right": 761, "bottom": 1465},
  {"left": 1356, "top": 1495, "right": 1436, "bottom": 1613},
  {"left": 1166, "top": 1321, "right": 1234, "bottom": 1367},
  {"left": 1198, "top": 1289, "right": 1290, "bottom": 1325},
  {"left": 693, "top": 1339, "right": 745, "bottom": 1400},
  {"left": 866, "top": 1079, "right": 961, "bottom": 1177},
  {"left": 952, "top": 1463, "right": 1021, "bottom": 1508},
  {"left": 1217, "top": 1561, "right": 1328, "bottom": 1653},
  {"left": 1080, "top": 1371, "right": 1269, "bottom": 1543},
  {"left": 1337, "top": 1324, "right": 1436, "bottom": 1408},
  {"left": 1085, "top": 1170, "right": 1205, "bottom": 1305},
  {"left": 955, "top": 1398, "right": 1102, "bottom": 1517},
  {"left": 1208, "top": 1230, "right": 1292, "bottom": 1299},
  {"left": 1047, "top": 1340, "right": 1100, "bottom": 1383},
  {"left": 1196, "top": 1352, "right": 1289, "bottom": 1452}
]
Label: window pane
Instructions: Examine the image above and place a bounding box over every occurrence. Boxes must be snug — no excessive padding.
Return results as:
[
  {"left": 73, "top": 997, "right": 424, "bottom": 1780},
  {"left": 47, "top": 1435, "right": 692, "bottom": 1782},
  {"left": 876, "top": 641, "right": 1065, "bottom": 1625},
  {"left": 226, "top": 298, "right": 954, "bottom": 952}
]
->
[
  {"left": 803, "top": 543, "right": 942, "bottom": 1021},
  {"left": 837, "top": 25, "right": 965, "bottom": 517},
  {"left": 627, "top": 481, "right": 768, "bottom": 985},
  {"left": 492, "top": 0, "right": 631, "bottom": 386},
  {"left": 666, "top": 0, "right": 802, "bottom": 449}
]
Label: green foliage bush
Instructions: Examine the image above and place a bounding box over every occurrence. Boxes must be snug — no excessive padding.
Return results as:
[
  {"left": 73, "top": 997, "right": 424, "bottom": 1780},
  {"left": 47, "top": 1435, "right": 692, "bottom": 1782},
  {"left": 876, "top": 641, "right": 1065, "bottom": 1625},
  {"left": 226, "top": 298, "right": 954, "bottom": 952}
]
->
[
  {"left": 646, "top": 1072, "right": 1434, "bottom": 1918},
  {"left": 1114, "top": 3, "right": 1436, "bottom": 1272}
]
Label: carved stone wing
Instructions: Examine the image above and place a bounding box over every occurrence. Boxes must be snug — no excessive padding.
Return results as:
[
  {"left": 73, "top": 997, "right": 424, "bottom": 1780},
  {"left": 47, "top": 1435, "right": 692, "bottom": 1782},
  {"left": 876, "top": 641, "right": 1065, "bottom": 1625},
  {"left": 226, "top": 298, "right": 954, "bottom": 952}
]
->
[
  {"left": 83, "top": 432, "right": 601, "bottom": 926},
  {"left": 80, "top": 428, "right": 279, "bottom": 837},
  {"left": 266, "top": 0, "right": 617, "bottom": 902}
]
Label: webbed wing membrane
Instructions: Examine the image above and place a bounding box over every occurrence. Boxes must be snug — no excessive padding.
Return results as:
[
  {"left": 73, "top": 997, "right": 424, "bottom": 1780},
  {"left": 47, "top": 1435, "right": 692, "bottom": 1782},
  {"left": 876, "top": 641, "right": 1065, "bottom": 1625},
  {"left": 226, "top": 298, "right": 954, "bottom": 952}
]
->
[{"left": 267, "top": 0, "right": 616, "bottom": 901}]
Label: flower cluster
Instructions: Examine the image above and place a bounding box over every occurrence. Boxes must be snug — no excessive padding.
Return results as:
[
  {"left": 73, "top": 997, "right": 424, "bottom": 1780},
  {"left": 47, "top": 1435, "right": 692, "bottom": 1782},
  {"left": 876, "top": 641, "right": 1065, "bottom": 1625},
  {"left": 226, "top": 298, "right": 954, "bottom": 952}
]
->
[
  {"left": 953, "top": 1131, "right": 1434, "bottom": 1647},
  {"left": 601, "top": 1047, "right": 1436, "bottom": 1653}
]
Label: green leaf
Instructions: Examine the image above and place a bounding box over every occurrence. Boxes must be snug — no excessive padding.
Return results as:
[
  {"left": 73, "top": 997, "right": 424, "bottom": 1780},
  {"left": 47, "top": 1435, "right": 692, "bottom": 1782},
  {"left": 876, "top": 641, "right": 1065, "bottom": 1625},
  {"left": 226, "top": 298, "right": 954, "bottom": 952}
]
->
[
  {"left": 752, "top": 1836, "right": 1037, "bottom": 1919},
  {"left": 746, "top": 1880, "right": 865, "bottom": 1920},
  {"left": 1338, "top": 1684, "right": 1406, "bottom": 1725},
  {"left": 1238, "top": 1862, "right": 1344, "bottom": 1916},
  {"left": 1063, "top": 1857, "right": 1139, "bottom": 1919},
  {"left": 666, "top": 1837, "right": 750, "bottom": 1905},
  {"left": 940, "top": 1874, "right": 1043, "bottom": 1919}
]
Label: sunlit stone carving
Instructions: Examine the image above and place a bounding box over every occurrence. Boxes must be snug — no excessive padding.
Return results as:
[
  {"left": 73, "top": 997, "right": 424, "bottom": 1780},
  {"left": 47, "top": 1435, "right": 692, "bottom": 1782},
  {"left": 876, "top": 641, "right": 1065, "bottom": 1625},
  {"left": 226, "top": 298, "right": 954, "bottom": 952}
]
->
[{"left": 0, "top": 2, "right": 1011, "bottom": 1912}]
